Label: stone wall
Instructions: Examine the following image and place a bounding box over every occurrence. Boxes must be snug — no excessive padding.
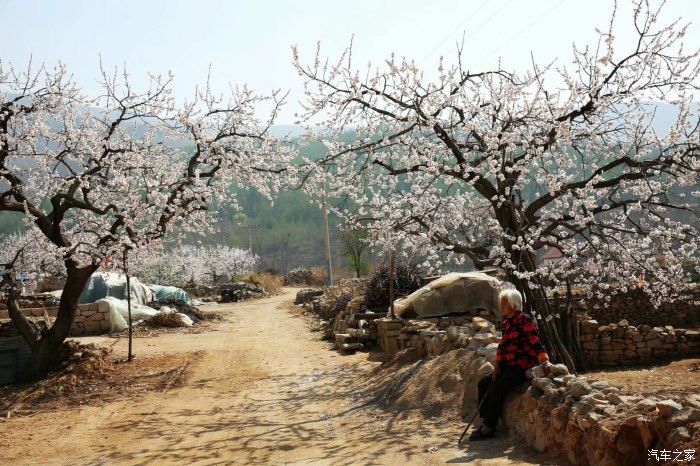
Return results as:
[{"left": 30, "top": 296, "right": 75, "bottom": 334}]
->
[
  {"left": 500, "top": 367, "right": 700, "bottom": 465},
  {"left": 385, "top": 318, "right": 700, "bottom": 465},
  {"left": 579, "top": 319, "right": 700, "bottom": 367},
  {"left": 0, "top": 302, "right": 112, "bottom": 338},
  {"left": 299, "top": 288, "right": 700, "bottom": 464},
  {"left": 376, "top": 316, "right": 499, "bottom": 357},
  {"left": 0, "top": 306, "right": 59, "bottom": 320},
  {"left": 573, "top": 288, "right": 700, "bottom": 328},
  {"left": 70, "top": 302, "right": 112, "bottom": 336}
]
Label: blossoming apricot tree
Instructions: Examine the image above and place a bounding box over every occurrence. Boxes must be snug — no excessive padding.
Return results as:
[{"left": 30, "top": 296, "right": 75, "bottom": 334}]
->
[
  {"left": 294, "top": 1, "right": 700, "bottom": 370},
  {"left": 0, "top": 61, "right": 290, "bottom": 378}
]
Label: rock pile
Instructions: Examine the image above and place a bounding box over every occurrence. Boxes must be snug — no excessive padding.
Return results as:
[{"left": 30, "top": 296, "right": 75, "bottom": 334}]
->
[
  {"left": 55, "top": 340, "right": 111, "bottom": 376},
  {"left": 330, "top": 296, "right": 382, "bottom": 351},
  {"left": 283, "top": 267, "right": 316, "bottom": 286},
  {"left": 294, "top": 288, "right": 324, "bottom": 305},
  {"left": 579, "top": 319, "right": 700, "bottom": 367},
  {"left": 219, "top": 282, "right": 270, "bottom": 302},
  {"left": 295, "top": 280, "right": 366, "bottom": 321},
  {"left": 375, "top": 315, "right": 500, "bottom": 358}
]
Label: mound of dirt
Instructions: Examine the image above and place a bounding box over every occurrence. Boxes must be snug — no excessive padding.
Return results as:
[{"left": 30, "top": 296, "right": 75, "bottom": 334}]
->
[
  {"left": 0, "top": 346, "right": 202, "bottom": 419},
  {"left": 368, "top": 348, "right": 482, "bottom": 420}
]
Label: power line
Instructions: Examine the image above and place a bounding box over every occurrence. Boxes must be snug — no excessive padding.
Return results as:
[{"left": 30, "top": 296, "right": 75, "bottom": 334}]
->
[
  {"left": 419, "top": 0, "right": 490, "bottom": 64},
  {"left": 473, "top": 0, "right": 566, "bottom": 67}
]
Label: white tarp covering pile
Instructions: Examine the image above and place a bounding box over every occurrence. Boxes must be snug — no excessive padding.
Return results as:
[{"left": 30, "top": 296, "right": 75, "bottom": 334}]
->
[
  {"left": 393, "top": 272, "right": 504, "bottom": 319},
  {"left": 46, "top": 272, "right": 196, "bottom": 333},
  {"left": 97, "top": 297, "right": 193, "bottom": 332}
]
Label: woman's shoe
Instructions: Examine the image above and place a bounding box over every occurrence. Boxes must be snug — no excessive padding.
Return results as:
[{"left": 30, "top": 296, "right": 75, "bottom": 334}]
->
[{"left": 468, "top": 426, "right": 496, "bottom": 441}]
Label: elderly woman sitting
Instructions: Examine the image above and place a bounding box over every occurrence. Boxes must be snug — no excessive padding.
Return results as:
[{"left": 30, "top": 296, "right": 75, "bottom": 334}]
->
[{"left": 469, "top": 288, "right": 552, "bottom": 440}]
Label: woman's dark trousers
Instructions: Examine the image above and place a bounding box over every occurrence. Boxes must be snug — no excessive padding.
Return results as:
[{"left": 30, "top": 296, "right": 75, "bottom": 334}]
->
[{"left": 477, "top": 367, "right": 527, "bottom": 429}]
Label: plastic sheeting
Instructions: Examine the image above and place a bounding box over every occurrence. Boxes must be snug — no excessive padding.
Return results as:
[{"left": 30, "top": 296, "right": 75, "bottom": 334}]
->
[
  {"left": 98, "top": 297, "right": 161, "bottom": 332},
  {"left": 79, "top": 272, "right": 155, "bottom": 305},
  {"left": 148, "top": 284, "right": 192, "bottom": 303},
  {"left": 393, "top": 272, "right": 504, "bottom": 319},
  {"left": 97, "top": 297, "right": 193, "bottom": 332}
]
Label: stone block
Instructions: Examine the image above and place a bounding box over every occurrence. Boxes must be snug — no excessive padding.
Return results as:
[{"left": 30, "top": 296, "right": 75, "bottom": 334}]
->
[
  {"left": 646, "top": 338, "right": 662, "bottom": 349},
  {"left": 83, "top": 320, "right": 101, "bottom": 334},
  {"left": 656, "top": 399, "right": 682, "bottom": 417}
]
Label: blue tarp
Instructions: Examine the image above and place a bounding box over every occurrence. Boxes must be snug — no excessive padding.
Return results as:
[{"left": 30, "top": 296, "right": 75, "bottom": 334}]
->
[{"left": 148, "top": 284, "right": 192, "bottom": 303}]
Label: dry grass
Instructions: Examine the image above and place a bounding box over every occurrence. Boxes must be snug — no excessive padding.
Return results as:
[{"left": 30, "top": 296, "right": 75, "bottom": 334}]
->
[
  {"left": 248, "top": 272, "right": 283, "bottom": 293},
  {"left": 308, "top": 267, "right": 328, "bottom": 287}
]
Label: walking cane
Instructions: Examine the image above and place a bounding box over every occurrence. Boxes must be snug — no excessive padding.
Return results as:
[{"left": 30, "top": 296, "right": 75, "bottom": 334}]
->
[{"left": 457, "top": 383, "right": 494, "bottom": 446}]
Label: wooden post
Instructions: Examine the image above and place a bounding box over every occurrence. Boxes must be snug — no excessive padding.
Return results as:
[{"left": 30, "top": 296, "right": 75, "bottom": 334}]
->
[
  {"left": 123, "top": 252, "right": 133, "bottom": 362},
  {"left": 389, "top": 250, "right": 396, "bottom": 317}
]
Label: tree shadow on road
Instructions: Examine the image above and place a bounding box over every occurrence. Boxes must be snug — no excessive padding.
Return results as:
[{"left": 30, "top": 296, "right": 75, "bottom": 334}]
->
[{"left": 81, "top": 352, "right": 560, "bottom": 466}]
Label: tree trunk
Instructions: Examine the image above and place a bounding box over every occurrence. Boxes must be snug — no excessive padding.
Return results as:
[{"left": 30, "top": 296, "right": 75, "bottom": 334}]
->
[
  {"left": 496, "top": 206, "right": 579, "bottom": 373},
  {"left": 19, "top": 263, "right": 97, "bottom": 380}
]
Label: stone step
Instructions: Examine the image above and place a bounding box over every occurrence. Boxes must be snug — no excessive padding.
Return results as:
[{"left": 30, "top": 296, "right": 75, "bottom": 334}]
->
[
  {"left": 351, "top": 312, "right": 385, "bottom": 321},
  {"left": 347, "top": 328, "right": 371, "bottom": 339},
  {"left": 333, "top": 333, "right": 356, "bottom": 344},
  {"left": 337, "top": 342, "right": 364, "bottom": 351}
]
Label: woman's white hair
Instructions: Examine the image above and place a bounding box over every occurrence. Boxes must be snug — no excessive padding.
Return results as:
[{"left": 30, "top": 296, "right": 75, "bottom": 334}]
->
[{"left": 498, "top": 288, "right": 523, "bottom": 311}]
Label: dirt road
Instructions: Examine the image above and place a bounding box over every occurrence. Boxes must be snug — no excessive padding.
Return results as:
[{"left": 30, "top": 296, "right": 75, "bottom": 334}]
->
[{"left": 1, "top": 289, "right": 552, "bottom": 465}]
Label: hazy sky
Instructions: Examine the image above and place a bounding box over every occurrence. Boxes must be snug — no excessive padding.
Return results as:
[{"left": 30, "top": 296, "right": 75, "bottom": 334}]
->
[{"left": 2, "top": 0, "right": 699, "bottom": 123}]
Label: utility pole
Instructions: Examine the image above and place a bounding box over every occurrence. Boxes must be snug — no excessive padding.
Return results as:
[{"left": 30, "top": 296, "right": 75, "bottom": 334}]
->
[
  {"left": 321, "top": 181, "right": 333, "bottom": 286},
  {"left": 241, "top": 225, "right": 259, "bottom": 253}
]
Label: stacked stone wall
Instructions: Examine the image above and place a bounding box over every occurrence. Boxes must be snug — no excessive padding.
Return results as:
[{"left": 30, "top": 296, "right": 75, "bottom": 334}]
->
[
  {"left": 70, "top": 302, "right": 112, "bottom": 336},
  {"left": 0, "top": 302, "right": 112, "bottom": 338},
  {"left": 573, "top": 288, "right": 699, "bottom": 327},
  {"left": 579, "top": 319, "right": 700, "bottom": 367},
  {"left": 376, "top": 317, "right": 699, "bottom": 465}
]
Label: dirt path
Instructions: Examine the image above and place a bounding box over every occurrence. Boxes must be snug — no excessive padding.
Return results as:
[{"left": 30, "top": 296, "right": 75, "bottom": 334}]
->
[{"left": 0, "top": 289, "right": 553, "bottom": 465}]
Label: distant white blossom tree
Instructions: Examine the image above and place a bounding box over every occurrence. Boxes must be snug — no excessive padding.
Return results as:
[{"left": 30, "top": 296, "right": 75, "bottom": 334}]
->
[
  {"left": 132, "top": 244, "right": 258, "bottom": 286},
  {"left": 0, "top": 60, "right": 290, "bottom": 378},
  {"left": 294, "top": 1, "right": 700, "bottom": 370}
]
